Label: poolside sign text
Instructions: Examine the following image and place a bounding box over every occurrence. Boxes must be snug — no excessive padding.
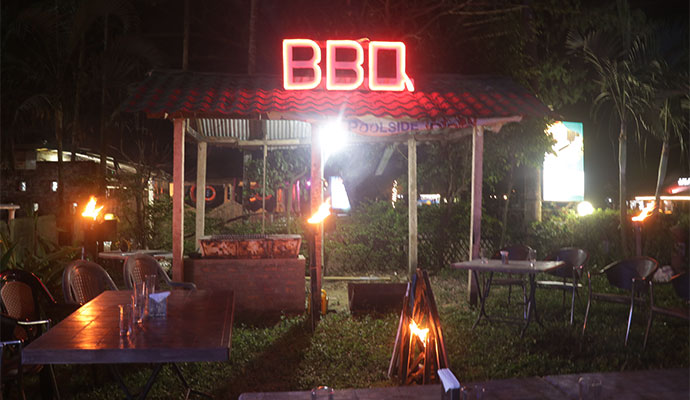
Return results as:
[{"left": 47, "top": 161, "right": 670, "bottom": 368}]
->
[{"left": 282, "top": 39, "right": 414, "bottom": 92}]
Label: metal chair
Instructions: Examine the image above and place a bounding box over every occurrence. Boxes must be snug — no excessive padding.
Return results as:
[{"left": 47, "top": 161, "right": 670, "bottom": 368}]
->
[
  {"left": 537, "top": 247, "right": 588, "bottom": 325},
  {"left": 582, "top": 256, "right": 658, "bottom": 346},
  {"left": 62, "top": 260, "right": 118, "bottom": 305},
  {"left": 490, "top": 244, "right": 532, "bottom": 311},
  {"left": 122, "top": 253, "right": 196, "bottom": 291},
  {"left": 1, "top": 269, "right": 61, "bottom": 399},
  {"left": 643, "top": 272, "right": 689, "bottom": 349}
]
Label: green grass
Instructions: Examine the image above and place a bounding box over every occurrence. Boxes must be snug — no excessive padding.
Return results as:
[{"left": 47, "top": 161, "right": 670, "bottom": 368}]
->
[{"left": 16, "top": 269, "right": 689, "bottom": 399}]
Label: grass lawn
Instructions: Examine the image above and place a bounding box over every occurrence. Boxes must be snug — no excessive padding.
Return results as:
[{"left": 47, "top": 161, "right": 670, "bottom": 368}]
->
[{"left": 18, "top": 268, "right": 689, "bottom": 399}]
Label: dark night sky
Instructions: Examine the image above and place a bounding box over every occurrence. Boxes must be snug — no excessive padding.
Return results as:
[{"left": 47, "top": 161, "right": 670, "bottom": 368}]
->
[{"left": 4, "top": 0, "right": 688, "bottom": 206}]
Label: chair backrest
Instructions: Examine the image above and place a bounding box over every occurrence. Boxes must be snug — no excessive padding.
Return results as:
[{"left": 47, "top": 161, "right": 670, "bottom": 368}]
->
[
  {"left": 0, "top": 269, "right": 56, "bottom": 321},
  {"left": 546, "top": 247, "right": 588, "bottom": 278},
  {"left": 670, "top": 272, "right": 689, "bottom": 301},
  {"left": 492, "top": 244, "right": 533, "bottom": 261},
  {"left": 602, "top": 256, "right": 658, "bottom": 291},
  {"left": 62, "top": 260, "right": 118, "bottom": 305},
  {"left": 123, "top": 253, "right": 170, "bottom": 290}
]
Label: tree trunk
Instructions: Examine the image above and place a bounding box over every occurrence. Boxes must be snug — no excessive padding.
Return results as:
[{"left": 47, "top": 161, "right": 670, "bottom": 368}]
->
[
  {"left": 99, "top": 15, "right": 109, "bottom": 195},
  {"left": 618, "top": 122, "right": 628, "bottom": 255},
  {"left": 71, "top": 39, "right": 85, "bottom": 161},
  {"left": 55, "top": 106, "right": 65, "bottom": 214},
  {"left": 248, "top": 0, "right": 258, "bottom": 74},
  {"left": 654, "top": 140, "right": 670, "bottom": 213},
  {"left": 500, "top": 165, "right": 515, "bottom": 248}
]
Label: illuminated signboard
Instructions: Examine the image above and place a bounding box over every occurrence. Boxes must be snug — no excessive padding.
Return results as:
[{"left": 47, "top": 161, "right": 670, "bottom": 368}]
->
[
  {"left": 283, "top": 39, "right": 414, "bottom": 91},
  {"left": 543, "top": 121, "right": 584, "bottom": 202}
]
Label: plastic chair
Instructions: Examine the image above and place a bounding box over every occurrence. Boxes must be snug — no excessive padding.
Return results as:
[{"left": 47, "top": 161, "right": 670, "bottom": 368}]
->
[
  {"left": 643, "top": 272, "right": 689, "bottom": 349},
  {"left": 582, "top": 256, "right": 658, "bottom": 346},
  {"left": 62, "top": 260, "right": 118, "bottom": 305},
  {"left": 490, "top": 244, "right": 532, "bottom": 310},
  {"left": 122, "top": 253, "right": 196, "bottom": 291},
  {"left": 537, "top": 248, "right": 588, "bottom": 325},
  {"left": 1, "top": 269, "right": 61, "bottom": 399}
]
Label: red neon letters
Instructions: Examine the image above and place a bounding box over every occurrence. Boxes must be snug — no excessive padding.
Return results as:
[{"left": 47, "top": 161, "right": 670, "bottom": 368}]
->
[{"left": 283, "top": 39, "right": 414, "bottom": 91}]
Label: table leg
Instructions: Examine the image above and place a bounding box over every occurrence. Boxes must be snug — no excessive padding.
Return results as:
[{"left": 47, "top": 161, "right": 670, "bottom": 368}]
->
[
  {"left": 472, "top": 271, "right": 494, "bottom": 329},
  {"left": 109, "top": 364, "right": 163, "bottom": 400},
  {"left": 171, "top": 363, "right": 213, "bottom": 399},
  {"left": 521, "top": 273, "right": 542, "bottom": 337}
]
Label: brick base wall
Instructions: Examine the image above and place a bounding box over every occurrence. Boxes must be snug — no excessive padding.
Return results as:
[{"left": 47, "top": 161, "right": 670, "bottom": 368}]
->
[{"left": 184, "top": 256, "right": 306, "bottom": 319}]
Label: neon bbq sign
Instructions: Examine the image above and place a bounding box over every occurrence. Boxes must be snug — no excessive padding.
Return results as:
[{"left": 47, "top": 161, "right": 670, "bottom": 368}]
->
[{"left": 282, "top": 39, "right": 414, "bottom": 92}]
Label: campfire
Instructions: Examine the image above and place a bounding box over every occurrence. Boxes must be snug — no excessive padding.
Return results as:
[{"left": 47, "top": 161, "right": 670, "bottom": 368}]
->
[
  {"left": 308, "top": 198, "right": 331, "bottom": 329},
  {"left": 389, "top": 269, "right": 448, "bottom": 385}
]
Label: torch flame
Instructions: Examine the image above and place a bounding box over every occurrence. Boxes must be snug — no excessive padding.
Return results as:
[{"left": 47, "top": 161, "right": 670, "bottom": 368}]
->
[
  {"left": 409, "top": 319, "right": 429, "bottom": 347},
  {"left": 81, "top": 196, "right": 104, "bottom": 221},
  {"left": 308, "top": 198, "right": 331, "bottom": 224},
  {"left": 632, "top": 202, "right": 655, "bottom": 222}
]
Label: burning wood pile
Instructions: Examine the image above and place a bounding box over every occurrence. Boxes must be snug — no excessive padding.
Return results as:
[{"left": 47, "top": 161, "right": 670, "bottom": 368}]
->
[{"left": 388, "top": 269, "right": 449, "bottom": 385}]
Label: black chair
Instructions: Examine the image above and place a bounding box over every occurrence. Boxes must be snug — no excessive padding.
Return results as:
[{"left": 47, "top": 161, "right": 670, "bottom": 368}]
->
[
  {"left": 490, "top": 244, "right": 532, "bottom": 312},
  {"left": 643, "top": 272, "right": 689, "bottom": 349},
  {"left": 62, "top": 260, "right": 118, "bottom": 305},
  {"left": 537, "top": 247, "right": 588, "bottom": 325},
  {"left": 582, "top": 257, "right": 658, "bottom": 346},
  {"left": 122, "top": 253, "right": 196, "bottom": 291},
  {"left": 0, "top": 269, "right": 61, "bottom": 399}
]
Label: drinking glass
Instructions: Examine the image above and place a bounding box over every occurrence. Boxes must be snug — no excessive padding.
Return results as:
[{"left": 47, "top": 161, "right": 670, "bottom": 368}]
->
[
  {"left": 500, "top": 250, "right": 509, "bottom": 264},
  {"left": 460, "top": 385, "right": 485, "bottom": 400},
  {"left": 528, "top": 249, "right": 537, "bottom": 268},
  {"left": 578, "top": 377, "right": 602, "bottom": 400},
  {"left": 119, "top": 304, "right": 132, "bottom": 337},
  {"left": 311, "top": 386, "right": 334, "bottom": 400},
  {"left": 133, "top": 282, "right": 146, "bottom": 324}
]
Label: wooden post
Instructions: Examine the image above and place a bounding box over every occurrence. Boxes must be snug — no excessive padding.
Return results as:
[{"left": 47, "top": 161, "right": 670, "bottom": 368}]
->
[
  {"left": 195, "top": 141, "right": 207, "bottom": 251},
  {"left": 468, "top": 125, "right": 484, "bottom": 305},
  {"left": 172, "top": 119, "right": 186, "bottom": 281},
  {"left": 408, "top": 136, "right": 418, "bottom": 280},
  {"left": 310, "top": 125, "right": 323, "bottom": 305}
]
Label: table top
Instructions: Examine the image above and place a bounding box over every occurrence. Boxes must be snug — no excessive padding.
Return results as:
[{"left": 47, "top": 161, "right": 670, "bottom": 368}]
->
[
  {"left": 98, "top": 250, "right": 173, "bottom": 260},
  {"left": 239, "top": 368, "right": 688, "bottom": 400},
  {"left": 23, "top": 290, "right": 234, "bottom": 365},
  {"left": 450, "top": 259, "right": 565, "bottom": 274}
]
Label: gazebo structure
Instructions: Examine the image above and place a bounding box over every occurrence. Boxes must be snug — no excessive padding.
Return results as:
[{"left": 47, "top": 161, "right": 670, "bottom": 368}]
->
[{"left": 122, "top": 44, "right": 549, "bottom": 305}]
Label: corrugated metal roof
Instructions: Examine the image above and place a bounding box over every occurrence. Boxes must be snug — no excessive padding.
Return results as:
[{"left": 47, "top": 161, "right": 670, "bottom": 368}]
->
[
  {"left": 197, "top": 118, "right": 311, "bottom": 141},
  {"left": 123, "top": 70, "right": 550, "bottom": 121}
]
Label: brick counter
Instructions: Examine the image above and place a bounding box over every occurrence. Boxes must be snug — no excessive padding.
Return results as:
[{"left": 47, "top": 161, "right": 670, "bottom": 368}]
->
[{"left": 184, "top": 256, "right": 306, "bottom": 319}]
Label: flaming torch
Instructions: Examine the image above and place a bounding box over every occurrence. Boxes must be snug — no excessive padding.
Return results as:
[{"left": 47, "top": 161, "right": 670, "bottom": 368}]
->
[
  {"left": 308, "top": 198, "right": 331, "bottom": 330},
  {"left": 80, "top": 196, "right": 117, "bottom": 259},
  {"left": 632, "top": 202, "right": 656, "bottom": 256}
]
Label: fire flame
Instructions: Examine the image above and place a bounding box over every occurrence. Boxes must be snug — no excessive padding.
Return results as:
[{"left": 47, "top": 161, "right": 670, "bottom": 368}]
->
[
  {"left": 632, "top": 202, "right": 655, "bottom": 222},
  {"left": 409, "top": 319, "right": 429, "bottom": 346},
  {"left": 308, "top": 198, "right": 331, "bottom": 224},
  {"left": 81, "top": 196, "right": 104, "bottom": 221}
]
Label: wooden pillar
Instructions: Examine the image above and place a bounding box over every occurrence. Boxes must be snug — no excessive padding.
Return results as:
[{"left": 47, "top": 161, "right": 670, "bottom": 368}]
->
[
  {"left": 172, "top": 118, "right": 186, "bottom": 281},
  {"left": 407, "top": 136, "right": 418, "bottom": 280},
  {"left": 310, "top": 125, "right": 323, "bottom": 294},
  {"left": 195, "top": 141, "right": 207, "bottom": 250},
  {"left": 468, "top": 125, "right": 484, "bottom": 305}
]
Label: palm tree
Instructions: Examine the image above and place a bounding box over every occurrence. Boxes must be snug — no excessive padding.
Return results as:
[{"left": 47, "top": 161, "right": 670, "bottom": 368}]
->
[
  {"left": 567, "top": 1, "right": 654, "bottom": 254},
  {"left": 639, "top": 24, "right": 689, "bottom": 212}
]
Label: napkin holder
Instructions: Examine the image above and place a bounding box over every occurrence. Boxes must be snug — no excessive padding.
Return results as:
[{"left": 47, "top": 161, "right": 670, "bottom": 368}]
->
[
  {"left": 439, "top": 368, "right": 460, "bottom": 400},
  {"left": 148, "top": 291, "right": 170, "bottom": 318}
]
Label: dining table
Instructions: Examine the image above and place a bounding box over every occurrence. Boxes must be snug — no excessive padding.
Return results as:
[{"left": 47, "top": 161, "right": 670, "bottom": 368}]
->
[
  {"left": 22, "top": 289, "right": 234, "bottom": 399},
  {"left": 238, "top": 368, "right": 688, "bottom": 399},
  {"left": 450, "top": 259, "right": 565, "bottom": 336}
]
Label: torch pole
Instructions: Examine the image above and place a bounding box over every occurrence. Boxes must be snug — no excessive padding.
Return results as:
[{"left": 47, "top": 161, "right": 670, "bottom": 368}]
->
[
  {"left": 634, "top": 221, "right": 642, "bottom": 257},
  {"left": 309, "top": 224, "right": 320, "bottom": 331}
]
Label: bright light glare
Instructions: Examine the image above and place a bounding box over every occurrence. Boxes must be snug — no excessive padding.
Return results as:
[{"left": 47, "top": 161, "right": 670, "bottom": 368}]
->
[
  {"left": 321, "top": 121, "right": 348, "bottom": 161},
  {"left": 577, "top": 201, "right": 594, "bottom": 216}
]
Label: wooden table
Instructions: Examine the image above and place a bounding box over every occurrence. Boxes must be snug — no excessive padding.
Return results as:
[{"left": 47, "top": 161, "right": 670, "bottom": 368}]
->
[
  {"left": 450, "top": 259, "right": 565, "bottom": 336},
  {"left": 239, "top": 368, "right": 688, "bottom": 400},
  {"left": 23, "top": 290, "right": 234, "bottom": 399}
]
